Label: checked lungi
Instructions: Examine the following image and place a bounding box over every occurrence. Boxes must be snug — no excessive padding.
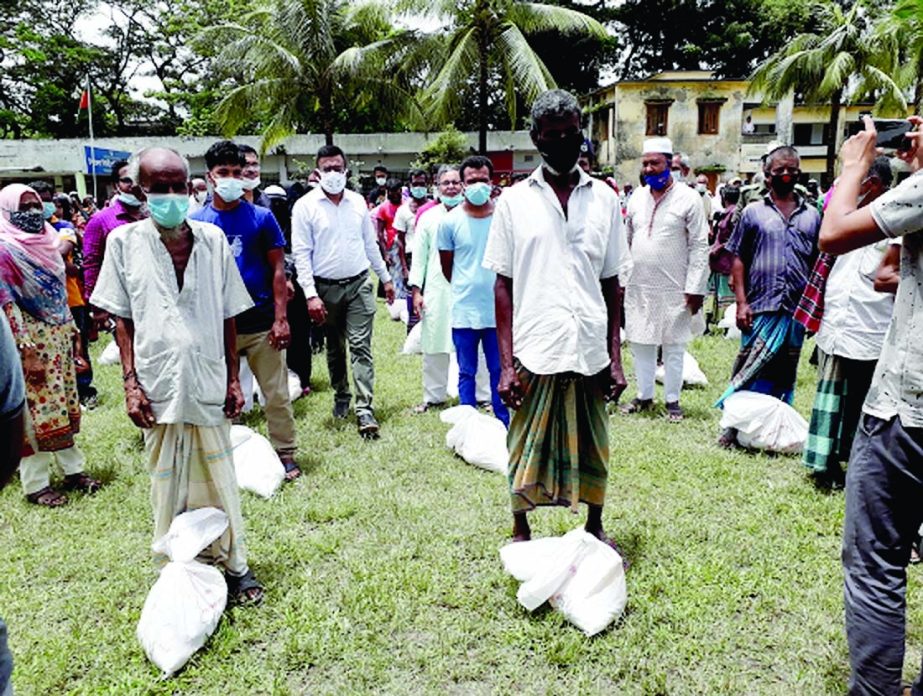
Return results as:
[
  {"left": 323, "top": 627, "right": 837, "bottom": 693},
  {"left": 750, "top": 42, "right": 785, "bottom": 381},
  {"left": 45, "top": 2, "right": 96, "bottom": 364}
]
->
[
  {"left": 803, "top": 349, "right": 877, "bottom": 474},
  {"left": 508, "top": 366, "right": 609, "bottom": 513},
  {"left": 715, "top": 311, "right": 806, "bottom": 408},
  {"left": 144, "top": 423, "right": 249, "bottom": 576}
]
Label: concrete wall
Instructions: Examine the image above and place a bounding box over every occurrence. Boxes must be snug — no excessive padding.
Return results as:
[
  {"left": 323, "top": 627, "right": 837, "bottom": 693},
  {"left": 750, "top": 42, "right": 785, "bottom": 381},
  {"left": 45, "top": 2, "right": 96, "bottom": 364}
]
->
[
  {"left": 606, "top": 79, "right": 750, "bottom": 186},
  {"left": 0, "top": 130, "right": 539, "bottom": 195}
]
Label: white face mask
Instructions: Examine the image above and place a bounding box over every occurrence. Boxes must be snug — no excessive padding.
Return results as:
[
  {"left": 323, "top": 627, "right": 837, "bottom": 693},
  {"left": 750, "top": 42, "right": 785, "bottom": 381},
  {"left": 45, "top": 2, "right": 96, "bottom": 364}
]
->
[
  {"left": 375, "top": 176, "right": 387, "bottom": 186},
  {"left": 696, "top": 183, "right": 707, "bottom": 193},
  {"left": 213, "top": 177, "right": 245, "bottom": 202},
  {"left": 241, "top": 177, "right": 261, "bottom": 191},
  {"left": 193, "top": 190, "right": 208, "bottom": 204},
  {"left": 321, "top": 171, "right": 347, "bottom": 195}
]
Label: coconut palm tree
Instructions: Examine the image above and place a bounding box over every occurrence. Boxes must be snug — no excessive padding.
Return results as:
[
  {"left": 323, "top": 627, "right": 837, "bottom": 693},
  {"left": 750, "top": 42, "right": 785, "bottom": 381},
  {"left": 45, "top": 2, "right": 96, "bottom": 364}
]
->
[
  {"left": 404, "top": 0, "right": 607, "bottom": 153},
  {"left": 880, "top": 0, "right": 923, "bottom": 110},
  {"left": 749, "top": 0, "right": 904, "bottom": 182},
  {"left": 201, "top": 0, "right": 421, "bottom": 149}
]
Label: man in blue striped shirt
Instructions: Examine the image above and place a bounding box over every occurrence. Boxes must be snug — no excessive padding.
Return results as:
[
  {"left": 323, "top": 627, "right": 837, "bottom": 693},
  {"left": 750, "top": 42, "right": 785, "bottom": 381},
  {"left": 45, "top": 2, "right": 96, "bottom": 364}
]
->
[{"left": 717, "top": 145, "right": 820, "bottom": 446}]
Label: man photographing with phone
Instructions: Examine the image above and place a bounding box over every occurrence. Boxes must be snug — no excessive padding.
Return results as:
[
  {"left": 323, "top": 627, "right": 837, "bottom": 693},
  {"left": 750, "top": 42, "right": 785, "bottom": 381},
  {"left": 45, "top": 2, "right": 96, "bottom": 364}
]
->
[{"left": 821, "top": 115, "right": 923, "bottom": 696}]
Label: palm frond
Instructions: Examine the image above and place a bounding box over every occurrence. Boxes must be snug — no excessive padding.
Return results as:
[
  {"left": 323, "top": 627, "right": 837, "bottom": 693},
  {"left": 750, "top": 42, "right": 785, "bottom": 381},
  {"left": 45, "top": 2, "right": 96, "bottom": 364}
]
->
[{"left": 506, "top": 2, "right": 607, "bottom": 38}]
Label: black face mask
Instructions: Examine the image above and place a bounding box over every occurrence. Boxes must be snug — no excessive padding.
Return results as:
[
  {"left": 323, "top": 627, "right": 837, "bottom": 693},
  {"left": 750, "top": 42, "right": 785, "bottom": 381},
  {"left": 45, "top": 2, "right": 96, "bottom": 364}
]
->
[
  {"left": 770, "top": 174, "right": 797, "bottom": 196},
  {"left": 10, "top": 209, "right": 45, "bottom": 234},
  {"left": 537, "top": 132, "right": 584, "bottom": 175}
]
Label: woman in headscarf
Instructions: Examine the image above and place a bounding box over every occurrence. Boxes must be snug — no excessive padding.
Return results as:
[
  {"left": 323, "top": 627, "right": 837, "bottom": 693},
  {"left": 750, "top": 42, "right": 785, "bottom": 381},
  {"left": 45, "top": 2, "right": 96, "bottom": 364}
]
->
[{"left": 0, "top": 183, "right": 100, "bottom": 506}]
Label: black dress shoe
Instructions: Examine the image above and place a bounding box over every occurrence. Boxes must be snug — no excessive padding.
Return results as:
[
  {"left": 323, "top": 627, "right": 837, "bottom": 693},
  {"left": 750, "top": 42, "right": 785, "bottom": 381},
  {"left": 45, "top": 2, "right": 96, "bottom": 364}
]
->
[{"left": 357, "top": 412, "right": 380, "bottom": 439}]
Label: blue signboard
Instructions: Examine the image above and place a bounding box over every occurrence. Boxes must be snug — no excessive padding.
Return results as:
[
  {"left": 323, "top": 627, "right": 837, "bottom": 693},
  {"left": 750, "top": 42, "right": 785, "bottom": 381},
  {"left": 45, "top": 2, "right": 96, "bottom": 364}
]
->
[{"left": 84, "top": 146, "right": 132, "bottom": 175}]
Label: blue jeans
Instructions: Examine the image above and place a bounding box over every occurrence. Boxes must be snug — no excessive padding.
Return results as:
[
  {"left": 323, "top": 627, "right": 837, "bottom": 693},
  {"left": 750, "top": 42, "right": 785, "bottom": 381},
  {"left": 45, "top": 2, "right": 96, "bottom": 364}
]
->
[{"left": 451, "top": 328, "right": 509, "bottom": 427}]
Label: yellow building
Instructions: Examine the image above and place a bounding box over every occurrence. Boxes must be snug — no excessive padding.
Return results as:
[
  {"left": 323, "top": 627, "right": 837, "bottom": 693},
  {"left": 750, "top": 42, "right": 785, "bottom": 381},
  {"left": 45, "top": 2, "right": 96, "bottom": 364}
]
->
[{"left": 585, "top": 70, "right": 901, "bottom": 189}]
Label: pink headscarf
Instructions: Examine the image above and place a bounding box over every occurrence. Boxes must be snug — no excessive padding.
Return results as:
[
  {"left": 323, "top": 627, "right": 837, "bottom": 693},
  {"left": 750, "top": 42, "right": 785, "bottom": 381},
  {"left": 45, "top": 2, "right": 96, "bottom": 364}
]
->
[{"left": 0, "top": 183, "right": 65, "bottom": 276}]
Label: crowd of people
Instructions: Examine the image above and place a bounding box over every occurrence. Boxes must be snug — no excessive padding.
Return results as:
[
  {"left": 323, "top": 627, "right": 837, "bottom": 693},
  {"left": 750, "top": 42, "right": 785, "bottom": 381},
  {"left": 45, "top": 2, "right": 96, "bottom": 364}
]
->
[{"left": 0, "top": 87, "right": 922, "bottom": 694}]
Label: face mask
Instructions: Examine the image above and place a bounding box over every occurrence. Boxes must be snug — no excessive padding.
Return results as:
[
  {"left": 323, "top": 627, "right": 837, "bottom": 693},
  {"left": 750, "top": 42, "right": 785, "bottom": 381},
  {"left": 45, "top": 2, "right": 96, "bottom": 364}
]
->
[
  {"left": 375, "top": 176, "right": 387, "bottom": 186},
  {"left": 213, "top": 177, "right": 245, "bottom": 202},
  {"left": 118, "top": 191, "right": 142, "bottom": 207},
  {"left": 644, "top": 169, "right": 672, "bottom": 191},
  {"left": 320, "top": 171, "right": 347, "bottom": 195},
  {"left": 770, "top": 174, "right": 796, "bottom": 196},
  {"left": 671, "top": 170, "right": 683, "bottom": 182},
  {"left": 193, "top": 190, "right": 208, "bottom": 204},
  {"left": 695, "top": 183, "right": 707, "bottom": 194},
  {"left": 410, "top": 186, "right": 427, "bottom": 200},
  {"left": 537, "top": 132, "right": 584, "bottom": 176},
  {"left": 241, "top": 177, "right": 261, "bottom": 191},
  {"left": 440, "top": 193, "right": 464, "bottom": 207},
  {"left": 42, "top": 202, "right": 56, "bottom": 219},
  {"left": 146, "top": 193, "right": 189, "bottom": 229},
  {"left": 10, "top": 209, "right": 46, "bottom": 234},
  {"left": 463, "top": 182, "right": 491, "bottom": 206}
]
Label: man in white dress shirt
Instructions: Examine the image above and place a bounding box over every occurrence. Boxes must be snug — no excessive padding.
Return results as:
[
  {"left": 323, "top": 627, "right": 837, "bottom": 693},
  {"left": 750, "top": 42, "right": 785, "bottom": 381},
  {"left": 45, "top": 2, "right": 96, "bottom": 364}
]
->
[
  {"left": 291, "top": 144, "right": 394, "bottom": 439},
  {"left": 621, "top": 136, "right": 709, "bottom": 422},
  {"left": 484, "top": 89, "right": 628, "bottom": 551}
]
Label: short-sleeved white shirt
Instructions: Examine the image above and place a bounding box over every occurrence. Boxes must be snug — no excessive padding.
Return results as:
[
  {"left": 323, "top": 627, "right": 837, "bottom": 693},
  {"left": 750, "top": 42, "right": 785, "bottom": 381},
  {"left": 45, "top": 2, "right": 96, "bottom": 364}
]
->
[
  {"left": 90, "top": 218, "right": 253, "bottom": 426},
  {"left": 863, "top": 170, "right": 923, "bottom": 427},
  {"left": 393, "top": 202, "right": 418, "bottom": 253},
  {"left": 482, "top": 167, "right": 624, "bottom": 376}
]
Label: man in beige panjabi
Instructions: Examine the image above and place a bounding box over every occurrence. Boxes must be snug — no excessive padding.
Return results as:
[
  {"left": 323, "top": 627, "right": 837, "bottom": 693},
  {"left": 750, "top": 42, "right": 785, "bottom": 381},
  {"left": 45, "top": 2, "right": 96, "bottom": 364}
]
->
[{"left": 91, "top": 146, "right": 264, "bottom": 605}]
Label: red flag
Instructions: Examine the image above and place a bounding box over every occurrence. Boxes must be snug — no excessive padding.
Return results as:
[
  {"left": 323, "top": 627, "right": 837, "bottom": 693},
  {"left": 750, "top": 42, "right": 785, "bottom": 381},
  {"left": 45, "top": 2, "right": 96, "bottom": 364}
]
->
[{"left": 79, "top": 90, "right": 90, "bottom": 110}]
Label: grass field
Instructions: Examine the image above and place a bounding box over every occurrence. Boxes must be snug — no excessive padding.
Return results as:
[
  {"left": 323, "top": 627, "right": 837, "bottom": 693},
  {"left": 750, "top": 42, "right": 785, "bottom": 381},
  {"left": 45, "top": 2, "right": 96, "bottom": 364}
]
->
[{"left": 0, "top": 303, "right": 920, "bottom": 695}]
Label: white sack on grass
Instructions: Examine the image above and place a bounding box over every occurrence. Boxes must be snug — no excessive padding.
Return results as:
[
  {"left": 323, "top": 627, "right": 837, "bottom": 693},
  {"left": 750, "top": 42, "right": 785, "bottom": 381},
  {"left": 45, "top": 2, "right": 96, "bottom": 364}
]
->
[
  {"left": 137, "top": 508, "right": 229, "bottom": 676},
  {"left": 719, "top": 391, "right": 808, "bottom": 454},
  {"left": 229, "top": 425, "right": 285, "bottom": 498},
  {"left": 718, "top": 303, "right": 742, "bottom": 340},
  {"left": 654, "top": 351, "right": 709, "bottom": 387},
  {"left": 99, "top": 339, "right": 120, "bottom": 365},
  {"left": 439, "top": 405, "right": 508, "bottom": 474},
  {"left": 287, "top": 370, "right": 302, "bottom": 402},
  {"left": 239, "top": 358, "right": 255, "bottom": 413},
  {"left": 402, "top": 322, "right": 423, "bottom": 355},
  {"left": 500, "top": 528, "right": 628, "bottom": 637},
  {"left": 387, "top": 300, "right": 404, "bottom": 321}
]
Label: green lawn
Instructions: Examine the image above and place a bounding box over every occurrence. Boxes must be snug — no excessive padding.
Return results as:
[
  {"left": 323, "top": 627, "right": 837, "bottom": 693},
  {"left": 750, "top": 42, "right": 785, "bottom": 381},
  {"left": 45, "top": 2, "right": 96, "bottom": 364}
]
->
[{"left": 1, "top": 303, "right": 920, "bottom": 695}]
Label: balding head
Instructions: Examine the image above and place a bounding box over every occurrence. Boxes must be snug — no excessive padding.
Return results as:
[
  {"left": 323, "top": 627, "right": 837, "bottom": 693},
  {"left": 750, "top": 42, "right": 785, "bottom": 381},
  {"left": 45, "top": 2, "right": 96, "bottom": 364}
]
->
[{"left": 128, "top": 147, "right": 190, "bottom": 193}]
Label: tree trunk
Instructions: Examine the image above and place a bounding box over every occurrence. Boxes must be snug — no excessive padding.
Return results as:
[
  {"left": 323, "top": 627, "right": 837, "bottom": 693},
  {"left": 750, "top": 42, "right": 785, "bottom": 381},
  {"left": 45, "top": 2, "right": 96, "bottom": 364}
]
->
[
  {"left": 478, "top": 24, "right": 489, "bottom": 155},
  {"left": 825, "top": 87, "right": 843, "bottom": 186},
  {"left": 321, "top": 92, "right": 334, "bottom": 146}
]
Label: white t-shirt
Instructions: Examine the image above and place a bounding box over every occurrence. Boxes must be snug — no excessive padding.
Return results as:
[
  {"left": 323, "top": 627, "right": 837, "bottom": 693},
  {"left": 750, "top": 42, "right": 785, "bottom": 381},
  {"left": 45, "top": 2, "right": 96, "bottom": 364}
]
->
[{"left": 393, "top": 202, "right": 419, "bottom": 253}]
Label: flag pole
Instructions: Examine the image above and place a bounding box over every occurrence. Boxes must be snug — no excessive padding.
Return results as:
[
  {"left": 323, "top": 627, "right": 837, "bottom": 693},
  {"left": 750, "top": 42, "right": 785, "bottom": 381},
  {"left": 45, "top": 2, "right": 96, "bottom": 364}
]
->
[{"left": 86, "top": 75, "right": 97, "bottom": 201}]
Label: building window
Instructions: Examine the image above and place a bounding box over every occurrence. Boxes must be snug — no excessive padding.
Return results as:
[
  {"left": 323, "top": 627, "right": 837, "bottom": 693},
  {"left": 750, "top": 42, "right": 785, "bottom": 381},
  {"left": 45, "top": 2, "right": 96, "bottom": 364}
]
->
[
  {"left": 698, "top": 102, "right": 721, "bottom": 135},
  {"left": 645, "top": 103, "right": 670, "bottom": 135}
]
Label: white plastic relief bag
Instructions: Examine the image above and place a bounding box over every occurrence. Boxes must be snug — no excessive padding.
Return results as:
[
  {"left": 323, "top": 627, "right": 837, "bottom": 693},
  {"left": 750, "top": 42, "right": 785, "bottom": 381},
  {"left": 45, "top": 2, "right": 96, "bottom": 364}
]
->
[
  {"left": 440, "top": 405, "right": 508, "bottom": 474},
  {"left": 99, "top": 339, "right": 120, "bottom": 365},
  {"left": 655, "top": 351, "right": 709, "bottom": 387},
  {"left": 718, "top": 303, "right": 742, "bottom": 340},
  {"left": 230, "top": 425, "right": 285, "bottom": 498},
  {"left": 500, "top": 528, "right": 628, "bottom": 637},
  {"left": 402, "top": 322, "right": 423, "bottom": 355},
  {"left": 719, "top": 391, "right": 808, "bottom": 454},
  {"left": 137, "top": 508, "right": 229, "bottom": 676}
]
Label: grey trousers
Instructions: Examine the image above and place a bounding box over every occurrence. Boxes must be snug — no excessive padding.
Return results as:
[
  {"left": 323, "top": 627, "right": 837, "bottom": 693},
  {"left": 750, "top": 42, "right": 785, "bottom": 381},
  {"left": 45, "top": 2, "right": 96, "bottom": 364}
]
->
[
  {"left": 0, "top": 617, "right": 12, "bottom": 696},
  {"left": 843, "top": 413, "right": 923, "bottom": 695},
  {"left": 318, "top": 275, "right": 377, "bottom": 417}
]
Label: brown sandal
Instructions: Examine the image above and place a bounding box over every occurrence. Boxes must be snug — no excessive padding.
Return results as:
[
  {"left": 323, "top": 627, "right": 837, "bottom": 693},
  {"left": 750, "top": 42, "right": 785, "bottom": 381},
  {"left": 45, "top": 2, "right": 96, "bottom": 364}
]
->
[
  {"left": 26, "top": 486, "right": 68, "bottom": 507},
  {"left": 61, "top": 473, "right": 102, "bottom": 494}
]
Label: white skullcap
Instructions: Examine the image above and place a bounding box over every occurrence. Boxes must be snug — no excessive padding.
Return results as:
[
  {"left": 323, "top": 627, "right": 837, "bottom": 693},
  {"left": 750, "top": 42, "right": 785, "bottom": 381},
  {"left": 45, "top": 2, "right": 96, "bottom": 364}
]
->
[
  {"left": 642, "top": 137, "right": 673, "bottom": 155},
  {"left": 264, "top": 185, "right": 286, "bottom": 197}
]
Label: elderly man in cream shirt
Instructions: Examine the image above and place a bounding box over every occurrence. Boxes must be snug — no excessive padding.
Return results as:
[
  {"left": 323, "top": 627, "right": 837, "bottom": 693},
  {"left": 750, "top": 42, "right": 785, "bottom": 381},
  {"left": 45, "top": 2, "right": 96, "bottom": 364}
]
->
[
  {"left": 91, "top": 147, "right": 264, "bottom": 606},
  {"left": 621, "top": 136, "right": 709, "bottom": 422}
]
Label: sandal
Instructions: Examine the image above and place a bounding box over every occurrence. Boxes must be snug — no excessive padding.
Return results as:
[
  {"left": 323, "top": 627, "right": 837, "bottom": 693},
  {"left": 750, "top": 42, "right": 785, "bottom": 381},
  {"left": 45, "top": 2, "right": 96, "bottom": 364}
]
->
[
  {"left": 226, "top": 569, "right": 264, "bottom": 606},
  {"left": 412, "top": 401, "right": 444, "bottom": 414},
  {"left": 665, "top": 402, "right": 684, "bottom": 423},
  {"left": 26, "top": 486, "right": 68, "bottom": 507},
  {"left": 619, "top": 397, "right": 653, "bottom": 415},
  {"left": 62, "top": 473, "right": 102, "bottom": 494},
  {"left": 280, "top": 457, "right": 301, "bottom": 482}
]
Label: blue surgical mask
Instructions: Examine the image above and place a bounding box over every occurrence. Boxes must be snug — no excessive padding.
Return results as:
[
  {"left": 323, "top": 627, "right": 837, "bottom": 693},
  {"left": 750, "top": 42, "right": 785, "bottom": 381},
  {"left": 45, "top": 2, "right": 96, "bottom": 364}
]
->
[
  {"left": 440, "top": 193, "right": 464, "bottom": 207},
  {"left": 213, "top": 177, "right": 245, "bottom": 202},
  {"left": 410, "top": 186, "right": 428, "bottom": 200},
  {"left": 644, "top": 169, "right": 672, "bottom": 191},
  {"left": 42, "top": 202, "right": 56, "bottom": 220},
  {"left": 118, "top": 192, "right": 142, "bottom": 207},
  {"left": 146, "top": 193, "right": 189, "bottom": 229},
  {"left": 463, "top": 182, "right": 491, "bottom": 206}
]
